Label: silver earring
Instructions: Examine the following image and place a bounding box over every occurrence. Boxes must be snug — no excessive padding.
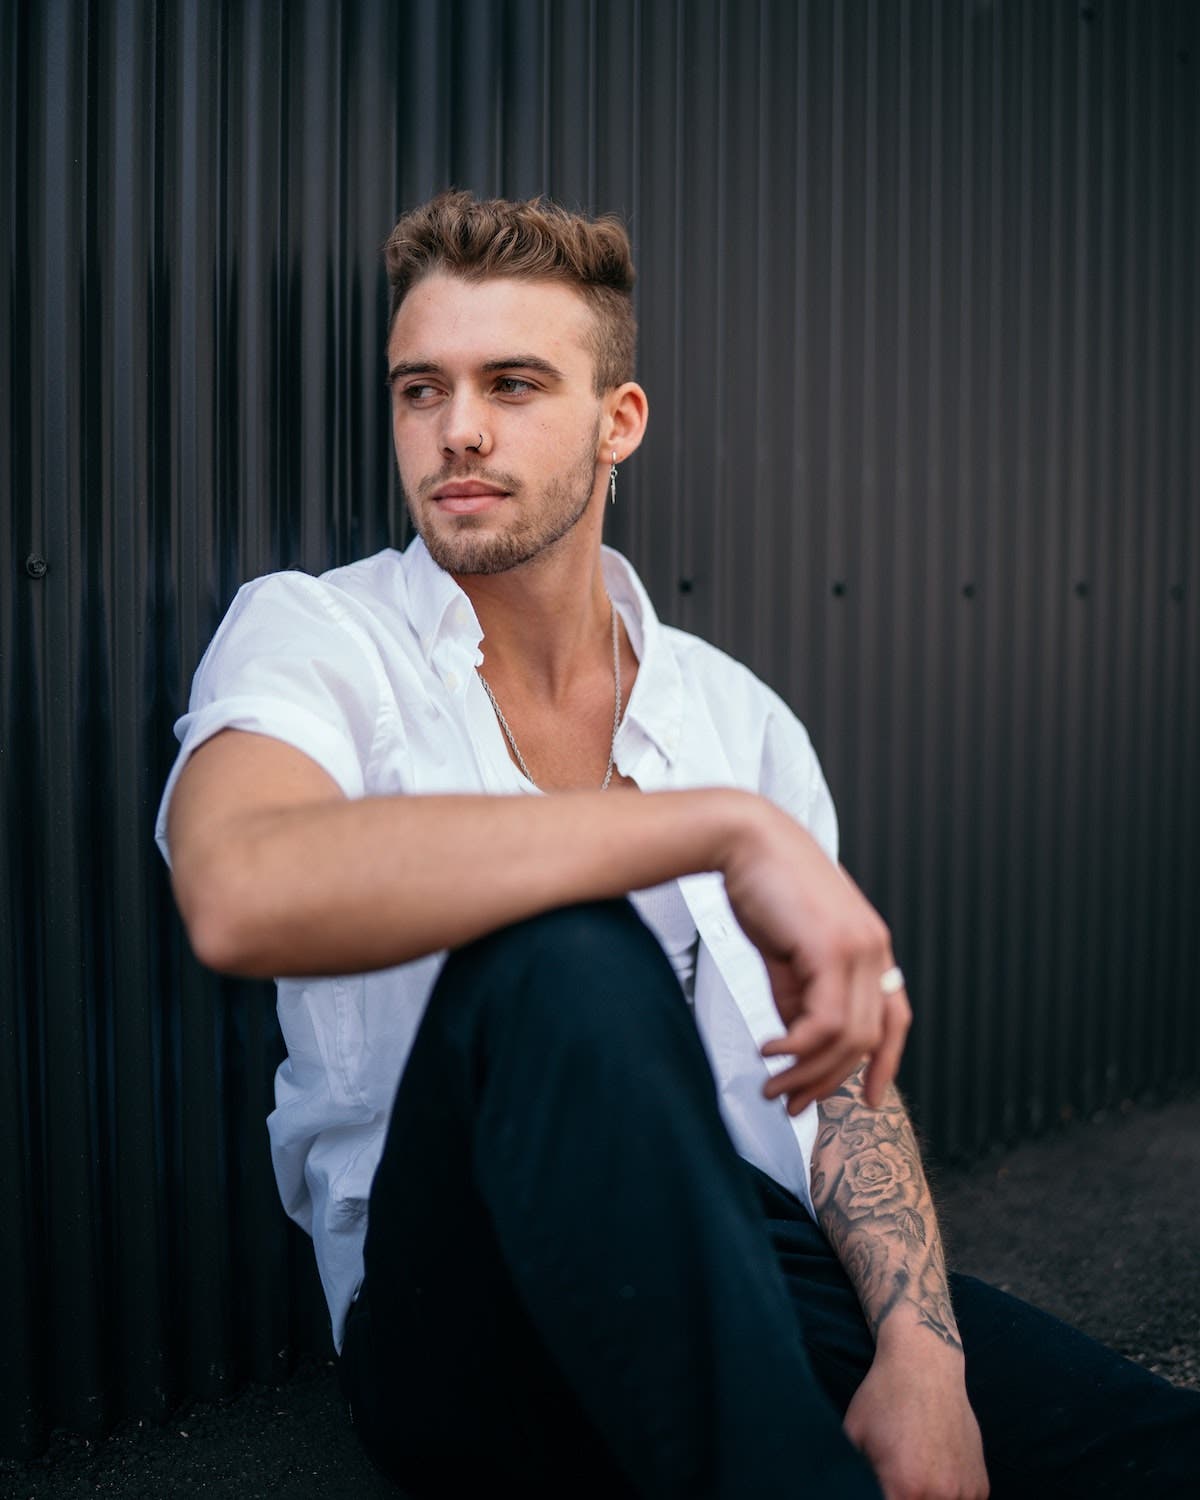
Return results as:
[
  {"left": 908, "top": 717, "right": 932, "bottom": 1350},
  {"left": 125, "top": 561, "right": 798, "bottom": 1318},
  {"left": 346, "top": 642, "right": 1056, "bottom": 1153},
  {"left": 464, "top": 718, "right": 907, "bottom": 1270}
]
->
[{"left": 609, "top": 451, "right": 618, "bottom": 506}]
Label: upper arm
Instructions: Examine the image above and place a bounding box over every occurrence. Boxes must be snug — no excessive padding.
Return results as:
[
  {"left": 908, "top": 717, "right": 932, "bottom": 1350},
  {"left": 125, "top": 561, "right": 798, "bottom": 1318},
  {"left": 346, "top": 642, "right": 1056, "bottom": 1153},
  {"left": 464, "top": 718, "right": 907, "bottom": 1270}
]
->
[
  {"left": 157, "top": 568, "right": 393, "bottom": 875},
  {"left": 168, "top": 727, "right": 345, "bottom": 861},
  {"left": 166, "top": 729, "right": 346, "bottom": 946}
]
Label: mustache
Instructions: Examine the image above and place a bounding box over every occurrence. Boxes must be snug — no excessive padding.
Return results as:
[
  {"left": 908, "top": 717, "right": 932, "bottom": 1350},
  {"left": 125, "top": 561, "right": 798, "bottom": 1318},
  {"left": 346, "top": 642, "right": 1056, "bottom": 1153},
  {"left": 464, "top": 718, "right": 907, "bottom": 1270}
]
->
[{"left": 416, "top": 463, "right": 521, "bottom": 498}]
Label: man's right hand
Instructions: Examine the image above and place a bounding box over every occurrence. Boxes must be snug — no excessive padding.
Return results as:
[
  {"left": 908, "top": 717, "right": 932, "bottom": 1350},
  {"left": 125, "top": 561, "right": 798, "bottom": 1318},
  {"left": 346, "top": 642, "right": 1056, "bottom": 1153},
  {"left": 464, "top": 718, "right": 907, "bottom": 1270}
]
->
[{"left": 718, "top": 798, "right": 911, "bottom": 1112}]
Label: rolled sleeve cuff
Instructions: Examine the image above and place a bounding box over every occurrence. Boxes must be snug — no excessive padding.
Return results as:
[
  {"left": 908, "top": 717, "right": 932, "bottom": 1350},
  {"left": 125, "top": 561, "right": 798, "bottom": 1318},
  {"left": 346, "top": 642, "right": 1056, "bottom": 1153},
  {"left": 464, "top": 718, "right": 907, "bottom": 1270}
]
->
[{"left": 154, "top": 696, "right": 366, "bottom": 867}]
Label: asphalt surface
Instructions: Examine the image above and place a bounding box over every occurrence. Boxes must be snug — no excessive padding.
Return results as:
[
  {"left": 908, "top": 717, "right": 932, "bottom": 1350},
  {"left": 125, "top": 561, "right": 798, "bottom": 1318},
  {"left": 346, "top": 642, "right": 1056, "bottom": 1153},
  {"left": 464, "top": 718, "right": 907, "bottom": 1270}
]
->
[{"left": 4, "top": 1091, "right": 1198, "bottom": 1499}]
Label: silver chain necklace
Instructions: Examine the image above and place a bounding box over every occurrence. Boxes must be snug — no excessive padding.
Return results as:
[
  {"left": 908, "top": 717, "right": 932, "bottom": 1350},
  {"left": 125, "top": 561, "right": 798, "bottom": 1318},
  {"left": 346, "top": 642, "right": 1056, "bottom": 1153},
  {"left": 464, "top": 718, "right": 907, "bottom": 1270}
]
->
[{"left": 478, "top": 601, "right": 622, "bottom": 791}]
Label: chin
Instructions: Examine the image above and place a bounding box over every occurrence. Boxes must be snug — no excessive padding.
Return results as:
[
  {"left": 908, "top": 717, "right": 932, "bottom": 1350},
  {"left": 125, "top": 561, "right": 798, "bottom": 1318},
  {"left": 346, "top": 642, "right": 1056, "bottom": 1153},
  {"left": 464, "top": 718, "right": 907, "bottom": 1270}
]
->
[
  {"left": 410, "top": 485, "right": 593, "bottom": 577},
  {"left": 421, "top": 525, "right": 535, "bottom": 577}
]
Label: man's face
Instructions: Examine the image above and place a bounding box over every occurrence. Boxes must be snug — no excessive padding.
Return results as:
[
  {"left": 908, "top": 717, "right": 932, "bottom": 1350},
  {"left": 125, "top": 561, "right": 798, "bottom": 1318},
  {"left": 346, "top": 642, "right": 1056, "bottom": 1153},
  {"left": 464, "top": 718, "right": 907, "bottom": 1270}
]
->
[{"left": 387, "top": 272, "right": 608, "bottom": 577}]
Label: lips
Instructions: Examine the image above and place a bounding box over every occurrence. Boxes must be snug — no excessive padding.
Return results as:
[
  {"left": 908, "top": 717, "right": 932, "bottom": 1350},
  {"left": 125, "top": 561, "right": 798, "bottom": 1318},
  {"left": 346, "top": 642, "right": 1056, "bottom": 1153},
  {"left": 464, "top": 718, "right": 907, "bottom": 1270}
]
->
[{"left": 431, "top": 480, "right": 510, "bottom": 516}]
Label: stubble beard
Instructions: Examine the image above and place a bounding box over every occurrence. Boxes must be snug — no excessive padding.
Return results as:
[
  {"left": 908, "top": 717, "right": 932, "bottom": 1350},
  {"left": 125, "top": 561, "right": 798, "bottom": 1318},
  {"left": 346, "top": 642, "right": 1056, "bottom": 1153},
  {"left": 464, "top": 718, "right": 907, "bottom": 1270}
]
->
[{"left": 403, "top": 422, "right": 602, "bottom": 577}]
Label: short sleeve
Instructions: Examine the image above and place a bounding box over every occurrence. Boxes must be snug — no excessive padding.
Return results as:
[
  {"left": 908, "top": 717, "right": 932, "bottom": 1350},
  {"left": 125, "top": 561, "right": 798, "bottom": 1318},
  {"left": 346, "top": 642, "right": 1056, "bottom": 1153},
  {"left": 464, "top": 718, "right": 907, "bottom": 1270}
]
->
[{"left": 155, "top": 571, "right": 393, "bottom": 866}]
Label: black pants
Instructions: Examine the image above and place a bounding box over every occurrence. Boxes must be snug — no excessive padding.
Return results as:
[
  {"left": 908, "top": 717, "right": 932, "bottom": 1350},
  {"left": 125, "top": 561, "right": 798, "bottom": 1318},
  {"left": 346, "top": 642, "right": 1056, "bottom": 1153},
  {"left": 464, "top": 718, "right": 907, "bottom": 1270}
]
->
[{"left": 339, "top": 900, "right": 1200, "bottom": 1498}]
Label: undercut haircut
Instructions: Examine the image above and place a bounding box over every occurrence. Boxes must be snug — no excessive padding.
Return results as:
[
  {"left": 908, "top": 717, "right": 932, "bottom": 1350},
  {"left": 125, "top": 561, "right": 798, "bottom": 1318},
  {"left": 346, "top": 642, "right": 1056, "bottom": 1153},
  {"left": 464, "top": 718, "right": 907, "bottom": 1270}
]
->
[{"left": 384, "top": 190, "right": 637, "bottom": 394}]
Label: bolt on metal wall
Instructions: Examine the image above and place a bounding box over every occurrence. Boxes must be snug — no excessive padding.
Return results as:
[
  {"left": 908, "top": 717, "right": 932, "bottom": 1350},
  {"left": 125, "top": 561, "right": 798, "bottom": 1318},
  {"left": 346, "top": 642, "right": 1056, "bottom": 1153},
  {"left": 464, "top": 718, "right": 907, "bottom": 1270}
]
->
[{"left": 2, "top": 0, "right": 1197, "bottom": 1458}]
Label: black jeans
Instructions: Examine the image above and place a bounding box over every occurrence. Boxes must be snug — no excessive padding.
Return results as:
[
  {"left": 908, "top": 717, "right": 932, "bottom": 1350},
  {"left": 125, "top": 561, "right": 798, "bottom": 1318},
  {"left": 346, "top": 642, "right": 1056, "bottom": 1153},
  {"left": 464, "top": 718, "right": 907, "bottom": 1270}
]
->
[{"left": 339, "top": 900, "right": 1200, "bottom": 1498}]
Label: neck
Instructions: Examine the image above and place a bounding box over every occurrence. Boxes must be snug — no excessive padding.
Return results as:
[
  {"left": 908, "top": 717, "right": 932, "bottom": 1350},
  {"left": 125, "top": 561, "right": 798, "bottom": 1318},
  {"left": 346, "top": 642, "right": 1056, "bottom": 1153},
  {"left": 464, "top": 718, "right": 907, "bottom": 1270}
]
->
[{"left": 454, "top": 542, "right": 613, "bottom": 703}]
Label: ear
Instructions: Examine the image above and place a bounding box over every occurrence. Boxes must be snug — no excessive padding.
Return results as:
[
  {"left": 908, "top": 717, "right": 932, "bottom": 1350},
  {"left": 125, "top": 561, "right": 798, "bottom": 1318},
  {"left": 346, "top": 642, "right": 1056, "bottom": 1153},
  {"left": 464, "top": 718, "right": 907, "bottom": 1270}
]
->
[{"left": 600, "top": 382, "right": 649, "bottom": 464}]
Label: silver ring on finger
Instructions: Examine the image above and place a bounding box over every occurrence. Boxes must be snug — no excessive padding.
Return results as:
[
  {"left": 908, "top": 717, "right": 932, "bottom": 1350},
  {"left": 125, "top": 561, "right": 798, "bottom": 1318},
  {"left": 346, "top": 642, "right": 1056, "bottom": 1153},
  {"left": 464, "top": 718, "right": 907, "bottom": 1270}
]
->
[{"left": 879, "top": 964, "right": 906, "bottom": 996}]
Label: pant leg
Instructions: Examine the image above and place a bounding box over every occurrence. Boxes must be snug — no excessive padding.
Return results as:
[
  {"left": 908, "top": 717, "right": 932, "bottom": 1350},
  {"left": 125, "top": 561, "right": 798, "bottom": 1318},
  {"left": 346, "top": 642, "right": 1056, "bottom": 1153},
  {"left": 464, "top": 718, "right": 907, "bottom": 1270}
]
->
[
  {"left": 340, "top": 900, "right": 880, "bottom": 1500},
  {"left": 751, "top": 1167, "right": 1200, "bottom": 1499}
]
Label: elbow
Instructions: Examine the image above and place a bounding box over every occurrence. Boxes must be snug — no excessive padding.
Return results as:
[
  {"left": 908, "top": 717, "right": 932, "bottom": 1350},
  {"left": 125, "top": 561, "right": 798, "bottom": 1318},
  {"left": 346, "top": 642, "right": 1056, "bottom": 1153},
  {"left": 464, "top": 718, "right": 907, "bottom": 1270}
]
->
[{"left": 172, "top": 845, "right": 275, "bottom": 978}]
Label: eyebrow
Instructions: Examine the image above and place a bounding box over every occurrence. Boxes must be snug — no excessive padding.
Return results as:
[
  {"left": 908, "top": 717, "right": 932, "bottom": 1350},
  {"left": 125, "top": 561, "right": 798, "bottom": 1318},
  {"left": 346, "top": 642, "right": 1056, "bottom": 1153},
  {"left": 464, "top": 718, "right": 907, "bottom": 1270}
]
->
[{"left": 387, "top": 354, "right": 567, "bottom": 384}]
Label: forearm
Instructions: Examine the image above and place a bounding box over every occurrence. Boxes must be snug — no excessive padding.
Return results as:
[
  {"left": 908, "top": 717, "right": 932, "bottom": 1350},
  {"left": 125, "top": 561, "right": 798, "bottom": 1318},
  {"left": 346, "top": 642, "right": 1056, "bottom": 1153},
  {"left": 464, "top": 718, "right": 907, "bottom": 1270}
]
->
[
  {"left": 169, "top": 728, "right": 908, "bottom": 1110},
  {"left": 174, "top": 780, "right": 753, "bottom": 978},
  {"left": 811, "top": 1067, "right": 961, "bottom": 1355}
]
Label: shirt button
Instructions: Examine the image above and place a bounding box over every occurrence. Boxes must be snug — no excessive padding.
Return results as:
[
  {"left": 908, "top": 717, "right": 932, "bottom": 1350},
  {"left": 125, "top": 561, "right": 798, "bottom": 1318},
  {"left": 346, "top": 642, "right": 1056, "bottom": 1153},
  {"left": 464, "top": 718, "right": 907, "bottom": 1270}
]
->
[{"left": 445, "top": 671, "right": 459, "bottom": 692}]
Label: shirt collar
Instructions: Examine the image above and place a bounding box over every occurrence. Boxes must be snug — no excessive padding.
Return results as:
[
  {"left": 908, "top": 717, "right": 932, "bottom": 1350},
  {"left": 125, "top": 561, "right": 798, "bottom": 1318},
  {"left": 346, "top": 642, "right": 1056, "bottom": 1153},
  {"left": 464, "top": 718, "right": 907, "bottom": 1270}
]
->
[
  {"left": 602, "top": 547, "right": 684, "bottom": 769},
  {"left": 400, "top": 536, "right": 484, "bottom": 661},
  {"left": 400, "top": 536, "right": 684, "bottom": 768}
]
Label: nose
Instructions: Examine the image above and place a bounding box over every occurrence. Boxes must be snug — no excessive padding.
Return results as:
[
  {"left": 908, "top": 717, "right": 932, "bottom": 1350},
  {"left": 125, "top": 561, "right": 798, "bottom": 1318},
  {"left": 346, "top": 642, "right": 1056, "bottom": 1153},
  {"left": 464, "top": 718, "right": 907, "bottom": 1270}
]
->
[{"left": 440, "top": 400, "right": 490, "bottom": 459}]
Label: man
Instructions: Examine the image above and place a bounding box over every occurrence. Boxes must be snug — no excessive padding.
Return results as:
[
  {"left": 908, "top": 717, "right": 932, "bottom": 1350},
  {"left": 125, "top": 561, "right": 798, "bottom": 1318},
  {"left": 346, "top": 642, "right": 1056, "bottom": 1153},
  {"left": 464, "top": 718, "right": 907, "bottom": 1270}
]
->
[{"left": 157, "top": 192, "right": 1198, "bottom": 1498}]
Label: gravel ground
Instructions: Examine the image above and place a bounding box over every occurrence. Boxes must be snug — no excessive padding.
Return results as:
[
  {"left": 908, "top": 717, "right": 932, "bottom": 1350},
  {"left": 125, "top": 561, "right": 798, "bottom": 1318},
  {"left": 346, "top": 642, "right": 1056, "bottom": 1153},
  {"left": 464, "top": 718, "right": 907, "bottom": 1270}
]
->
[
  {"left": 934, "top": 1091, "right": 1200, "bottom": 1394},
  {"left": 3, "top": 1092, "right": 1197, "bottom": 1499}
]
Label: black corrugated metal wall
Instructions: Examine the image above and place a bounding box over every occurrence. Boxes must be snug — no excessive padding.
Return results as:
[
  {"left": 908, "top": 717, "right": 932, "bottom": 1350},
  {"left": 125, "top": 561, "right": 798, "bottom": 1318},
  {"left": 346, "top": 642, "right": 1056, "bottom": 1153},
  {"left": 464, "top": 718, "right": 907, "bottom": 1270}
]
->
[{"left": 3, "top": 0, "right": 1197, "bottom": 1458}]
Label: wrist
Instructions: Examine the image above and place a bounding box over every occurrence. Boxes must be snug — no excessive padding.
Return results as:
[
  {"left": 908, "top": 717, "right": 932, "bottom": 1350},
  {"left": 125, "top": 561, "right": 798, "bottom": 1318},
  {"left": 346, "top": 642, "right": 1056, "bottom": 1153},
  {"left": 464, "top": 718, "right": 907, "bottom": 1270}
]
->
[
  {"left": 707, "top": 787, "right": 775, "bottom": 876},
  {"left": 873, "top": 1306, "right": 966, "bottom": 1367}
]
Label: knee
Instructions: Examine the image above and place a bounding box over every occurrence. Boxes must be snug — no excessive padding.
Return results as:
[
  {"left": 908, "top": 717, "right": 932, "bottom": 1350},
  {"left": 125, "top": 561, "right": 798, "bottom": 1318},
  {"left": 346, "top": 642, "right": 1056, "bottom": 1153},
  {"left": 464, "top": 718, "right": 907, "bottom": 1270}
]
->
[
  {"left": 499, "top": 898, "right": 664, "bottom": 972},
  {"left": 435, "top": 899, "right": 687, "bottom": 1045}
]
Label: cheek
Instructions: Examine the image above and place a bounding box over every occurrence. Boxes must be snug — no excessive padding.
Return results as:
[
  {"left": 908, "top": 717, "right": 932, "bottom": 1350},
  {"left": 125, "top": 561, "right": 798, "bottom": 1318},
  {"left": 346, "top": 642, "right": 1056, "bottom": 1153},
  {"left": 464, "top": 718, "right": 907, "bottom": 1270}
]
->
[
  {"left": 390, "top": 412, "right": 423, "bottom": 476},
  {"left": 536, "top": 411, "right": 589, "bottom": 457}
]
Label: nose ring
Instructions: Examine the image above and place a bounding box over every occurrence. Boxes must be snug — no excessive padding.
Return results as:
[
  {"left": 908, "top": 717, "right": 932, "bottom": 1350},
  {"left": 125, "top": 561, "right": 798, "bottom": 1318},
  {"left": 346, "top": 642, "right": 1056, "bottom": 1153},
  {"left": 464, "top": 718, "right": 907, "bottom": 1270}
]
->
[{"left": 467, "top": 432, "right": 483, "bottom": 452}]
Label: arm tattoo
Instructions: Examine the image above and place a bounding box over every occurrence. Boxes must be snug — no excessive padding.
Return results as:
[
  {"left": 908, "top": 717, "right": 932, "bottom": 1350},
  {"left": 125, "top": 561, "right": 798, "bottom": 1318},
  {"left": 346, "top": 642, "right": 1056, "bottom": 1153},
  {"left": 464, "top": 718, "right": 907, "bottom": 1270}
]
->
[{"left": 811, "top": 1069, "right": 963, "bottom": 1351}]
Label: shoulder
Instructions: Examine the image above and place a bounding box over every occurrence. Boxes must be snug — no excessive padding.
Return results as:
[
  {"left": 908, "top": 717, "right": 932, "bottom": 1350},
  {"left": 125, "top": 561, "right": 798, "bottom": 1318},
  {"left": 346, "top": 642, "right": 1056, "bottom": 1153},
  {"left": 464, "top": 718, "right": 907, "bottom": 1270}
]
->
[
  {"left": 656, "top": 623, "right": 837, "bottom": 856},
  {"left": 202, "top": 550, "right": 409, "bottom": 665},
  {"left": 316, "top": 548, "right": 407, "bottom": 607},
  {"left": 659, "top": 623, "right": 798, "bottom": 722},
  {"left": 608, "top": 546, "right": 806, "bottom": 736},
  {"left": 227, "top": 549, "right": 405, "bottom": 624},
  {"left": 170, "top": 553, "right": 413, "bottom": 813},
  {"left": 190, "top": 552, "right": 415, "bottom": 713}
]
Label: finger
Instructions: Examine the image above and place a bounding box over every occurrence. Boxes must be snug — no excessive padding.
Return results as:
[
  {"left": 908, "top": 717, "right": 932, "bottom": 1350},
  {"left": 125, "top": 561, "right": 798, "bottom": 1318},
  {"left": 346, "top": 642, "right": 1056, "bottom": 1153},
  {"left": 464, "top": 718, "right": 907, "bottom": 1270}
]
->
[
  {"left": 861, "top": 989, "right": 911, "bottom": 1106},
  {"left": 761, "top": 993, "right": 879, "bottom": 1068},
  {"left": 761, "top": 1005, "right": 875, "bottom": 1106},
  {"left": 784, "top": 1079, "right": 838, "bottom": 1115},
  {"left": 760, "top": 1027, "right": 842, "bottom": 1058},
  {"left": 761, "top": 962, "right": 863, "bottom": 1053},
  {"left": 840, "top": 944, "right": 906, "bottom": 1106},
  {"left": 762, "top": 1046, "right": 862, "bottom": 1112},
  {"left": 760, "top": 1031, "right": 858, "bottom": 1092},
  {"left": 760, "top": 1030, "right": 853, "bottom": 1082}
]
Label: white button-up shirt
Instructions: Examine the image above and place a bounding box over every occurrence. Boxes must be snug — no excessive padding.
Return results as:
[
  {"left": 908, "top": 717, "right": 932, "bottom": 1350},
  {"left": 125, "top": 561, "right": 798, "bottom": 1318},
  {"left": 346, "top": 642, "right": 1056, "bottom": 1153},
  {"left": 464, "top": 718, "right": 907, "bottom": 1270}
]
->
[{"left": 156, "top": 538, "right": 840, "bottom": 1349}]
